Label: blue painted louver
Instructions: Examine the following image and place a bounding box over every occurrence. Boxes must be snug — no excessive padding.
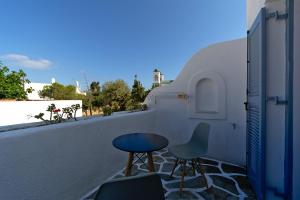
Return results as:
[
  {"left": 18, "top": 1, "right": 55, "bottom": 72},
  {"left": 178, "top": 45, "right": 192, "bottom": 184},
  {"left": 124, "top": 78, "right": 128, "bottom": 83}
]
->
[{"left": 246, "top": 7, "right": 267, "bottom": 200}]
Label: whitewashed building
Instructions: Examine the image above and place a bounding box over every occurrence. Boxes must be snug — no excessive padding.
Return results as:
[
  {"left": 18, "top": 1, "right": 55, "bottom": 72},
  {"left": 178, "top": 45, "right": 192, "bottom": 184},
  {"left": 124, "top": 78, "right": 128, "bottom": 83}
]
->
[
  {"left": 25, "top": 78, "right": 86, "bottom": 100},
  {"left": 24, "top": 78, "right": 55, "bottom": 100},
  {"left": 153, "top": 68, "right": 173, "bottom": 87}
]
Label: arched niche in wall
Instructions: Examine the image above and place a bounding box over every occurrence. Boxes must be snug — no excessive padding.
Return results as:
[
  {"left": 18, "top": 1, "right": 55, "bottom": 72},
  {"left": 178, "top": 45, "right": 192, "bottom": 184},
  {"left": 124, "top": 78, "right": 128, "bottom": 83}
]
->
[{"left": 188, "top": 71, "right": 226, "bottom": 119}]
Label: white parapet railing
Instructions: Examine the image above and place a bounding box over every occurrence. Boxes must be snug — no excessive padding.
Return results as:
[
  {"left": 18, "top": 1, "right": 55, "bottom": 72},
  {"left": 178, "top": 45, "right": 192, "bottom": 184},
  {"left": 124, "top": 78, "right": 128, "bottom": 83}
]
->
[
  {"left": 0, "top": 100, "right": 82, "bottom": 126},
  {"left": 0, "top": 110, "right": 156, "bottom": 200}
]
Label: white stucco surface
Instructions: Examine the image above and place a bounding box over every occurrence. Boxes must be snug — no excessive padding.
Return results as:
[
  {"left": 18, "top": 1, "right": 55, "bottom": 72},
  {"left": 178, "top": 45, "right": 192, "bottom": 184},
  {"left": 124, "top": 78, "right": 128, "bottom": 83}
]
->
[
  {"left": 25, "top": 82, "right": 51, "bottom": 100},
  {"left": 293, "top": 0, "right": 300, "bottom": 198},
  {"left": 247, "top": 0, "right": 286, "bottom": 29},
  {"left": 0, "top": 111, "right": 156, "bottom": 200},
  {"left": 145, "top": 39, "right": 247, "bottom": 165},
  {"left": 247, "top": 0, "right": 266, "bottom": 28},
  {"left": 0, "top": 100, "right": 82, "bottom": 126}
]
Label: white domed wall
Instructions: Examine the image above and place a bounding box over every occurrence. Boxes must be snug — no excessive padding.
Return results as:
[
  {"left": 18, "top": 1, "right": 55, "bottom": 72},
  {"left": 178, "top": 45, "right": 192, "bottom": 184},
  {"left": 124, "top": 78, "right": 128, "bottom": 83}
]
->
[{"left": 145, "top": 38, "right": 247, "bottom": 165}]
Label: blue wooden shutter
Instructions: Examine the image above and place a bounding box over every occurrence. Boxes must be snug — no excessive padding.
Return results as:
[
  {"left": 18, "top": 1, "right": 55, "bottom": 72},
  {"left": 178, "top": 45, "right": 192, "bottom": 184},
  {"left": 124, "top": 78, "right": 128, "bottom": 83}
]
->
[{"left": 246, "top": 7, "right": 267, "bottom": 200}]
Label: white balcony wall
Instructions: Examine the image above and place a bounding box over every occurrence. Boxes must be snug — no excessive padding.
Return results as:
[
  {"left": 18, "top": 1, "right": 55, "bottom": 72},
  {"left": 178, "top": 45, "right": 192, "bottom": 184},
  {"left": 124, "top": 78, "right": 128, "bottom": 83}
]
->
[
  {"left": 145, "top": 39, "right": 247, "bottom": 165},
  {"left": 0, "top": 100, "right": 82, "bottom": 126},
  {"left": 0, "top": 111, "right": 156, "bottom": 200}
]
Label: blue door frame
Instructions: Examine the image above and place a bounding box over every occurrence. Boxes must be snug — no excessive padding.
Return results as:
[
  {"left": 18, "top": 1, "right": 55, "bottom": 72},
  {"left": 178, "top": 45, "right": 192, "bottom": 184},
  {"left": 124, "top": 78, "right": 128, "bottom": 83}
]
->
[
  {"left": 246, "top": 8, "right": 266, "bottom": 200},
  {"left": 284, "top": 0, "right": 294, "bottom": 199}
]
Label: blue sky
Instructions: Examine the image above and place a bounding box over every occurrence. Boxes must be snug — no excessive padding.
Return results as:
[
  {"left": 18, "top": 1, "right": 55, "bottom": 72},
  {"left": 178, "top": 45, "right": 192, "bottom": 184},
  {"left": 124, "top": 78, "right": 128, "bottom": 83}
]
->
[{"left": 0, "top": 0, "right": 246, "bottom": 89}]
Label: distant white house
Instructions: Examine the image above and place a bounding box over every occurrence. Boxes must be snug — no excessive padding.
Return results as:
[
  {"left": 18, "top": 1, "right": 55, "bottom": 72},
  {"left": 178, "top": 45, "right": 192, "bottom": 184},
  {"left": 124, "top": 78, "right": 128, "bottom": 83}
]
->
[
  {"left": 24, "top": 78, "right": 55, "bottom": 100},
  {"left": 25, "top": 78, "right": 86, "bottom": 100},
  {"left": 152, "top": 68, "right": 173, "bottom": 87},
  {"left": 75, "top": 81, "right": 86, "bottom": 96}
]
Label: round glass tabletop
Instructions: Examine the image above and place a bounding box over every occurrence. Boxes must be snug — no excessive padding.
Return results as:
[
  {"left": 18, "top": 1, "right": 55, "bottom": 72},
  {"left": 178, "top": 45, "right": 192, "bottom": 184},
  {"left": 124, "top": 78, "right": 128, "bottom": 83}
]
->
[{"left": 112, "top": 133, "right": 169, "bottom": 153}]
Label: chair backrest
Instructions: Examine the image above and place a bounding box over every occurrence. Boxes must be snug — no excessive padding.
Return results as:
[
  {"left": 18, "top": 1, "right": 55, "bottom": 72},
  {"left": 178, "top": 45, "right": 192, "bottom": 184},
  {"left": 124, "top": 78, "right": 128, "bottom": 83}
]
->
[
  {"left": 189, "top": 122, "right": 210, "bottom": 153},
  {"left": 94, "top": 173, "right": 165, "bottom": 200}
]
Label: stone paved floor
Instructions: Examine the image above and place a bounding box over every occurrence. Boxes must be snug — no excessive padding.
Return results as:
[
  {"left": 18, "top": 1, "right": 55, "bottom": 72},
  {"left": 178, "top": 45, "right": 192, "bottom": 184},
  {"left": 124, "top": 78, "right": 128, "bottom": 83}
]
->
[{"left": 87, "top": 148, "right": 256, "bottom": 200}]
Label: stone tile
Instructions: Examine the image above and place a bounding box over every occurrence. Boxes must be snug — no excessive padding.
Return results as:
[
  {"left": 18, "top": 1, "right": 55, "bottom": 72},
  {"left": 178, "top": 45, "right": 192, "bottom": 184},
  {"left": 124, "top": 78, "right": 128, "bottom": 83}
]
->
[
  {"left": 162, "top": 162, "right": 176, "bottom": 173},
  {"left": 221, "top": 163, "right": 246, "bottom": 174},
  {"left": 174, "top": 165, "right": 195, "bottom": 177},
  {"left": 161, "top": 151, "right": 174, "bottom": 158},
  {"left": 198, "top": 158, "right": 219, "bottom": 166},
  {"left": 140, "top": 163, "right": 160, "bottom": 171},
  {"left": 199, "top": 165, "right": 221, "bottom": 174},
  {"left": 184, "top": 176, "right": 208, "bottom": 190},
  {"left": 199, "top": 186, "right": 239, "bottom": 200},
  {"left": 166, "top": 191, "right": 198, "bottom": 199},
  {"left": 165, "top": 176, "right": 207, "bottom": 189},
  {"left": 122, "top": 164, "right": 138, "bottom": 175},
  {"left": 210, "top": 175, "right": 239, "bottom": 195},
  {"left": 157, "top": 148, "right": 168, "bottom": 153},
  {"left": 166, "top": 158, "right": 177, "bottom": 163},
  {"left": 232, "top": 175, "right": 256, "bottom": 198},
  {"left": 165, "top": 180, "right": 182, "bottom": 189},
  {"left": 158, "top": 173, "right": 178, "bottom": 182},
  {"left": 153, "top": 155, "right": 165, "bottom": 163}
]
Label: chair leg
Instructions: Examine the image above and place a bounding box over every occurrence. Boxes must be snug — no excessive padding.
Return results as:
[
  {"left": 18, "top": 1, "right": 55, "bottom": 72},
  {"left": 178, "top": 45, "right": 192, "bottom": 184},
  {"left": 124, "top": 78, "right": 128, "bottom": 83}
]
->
[
  {"left": 191, "top": 159, "right": 196, "bottom": 176},
  {"left": 197, "top": 160, "right": 209, "bottom": 189},
  {"left": 170, "top": 158, "right": 179, "bottom": 177},
  {"left": 180, "top": 160, "right": 187, "bottom": 195}
]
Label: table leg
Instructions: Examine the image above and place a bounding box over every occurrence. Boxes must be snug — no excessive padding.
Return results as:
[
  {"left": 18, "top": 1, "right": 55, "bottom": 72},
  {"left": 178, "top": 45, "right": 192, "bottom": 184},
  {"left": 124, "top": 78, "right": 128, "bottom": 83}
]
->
[
  {"left": 147, "top": 152, "right": 155, "bottom": 172},
  {"left": 180, "top": 160, "right": 187, "bottom": 195},
  {"left": 125, "top": 152, "right": 134, "bottom": 176}
]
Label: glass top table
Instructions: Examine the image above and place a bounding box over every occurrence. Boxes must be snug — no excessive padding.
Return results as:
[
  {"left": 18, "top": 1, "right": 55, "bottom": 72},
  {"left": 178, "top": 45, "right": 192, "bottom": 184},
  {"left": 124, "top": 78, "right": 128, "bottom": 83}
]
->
[{"left": 113, "top": 133, "right": 169, "bottom": 176}]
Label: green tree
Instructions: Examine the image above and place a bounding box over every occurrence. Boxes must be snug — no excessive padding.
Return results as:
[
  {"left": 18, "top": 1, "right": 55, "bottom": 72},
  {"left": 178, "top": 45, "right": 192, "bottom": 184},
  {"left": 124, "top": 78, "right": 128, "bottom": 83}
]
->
[
  {"left": 83, "top": 81, "right": 102, "bottom": 116},
  {"left": 76, "top": 94, "right": 90, "bottom": 115},
  {"left": 90, "top": 81, "right": 102, "bottom": 110},
  {"left": 126, "top": 75, "right": 147, "bottom": 111},
  {"left": 91, "top": 94, "right": 103, "bottom": 109},
  {"left": 151, "top": 83, "right": 160, "bottom": 89},
  {"left": 131, "top": 75, "right": 146, "bottom": 103},
  {"left": 0, "top": 62, "right": 32, "bottom": 100},
  {"left": 90, "top": 81, "right": 100, "bottom": 96},
  {"left": 39, "top": 82, "right": 84, "bottom": 100},
  {"left": 39, "top": 82, "right": 90, "bottom": 114},
  {"left": 102, "top": 79, "right": 130, "bottom": 111}
]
